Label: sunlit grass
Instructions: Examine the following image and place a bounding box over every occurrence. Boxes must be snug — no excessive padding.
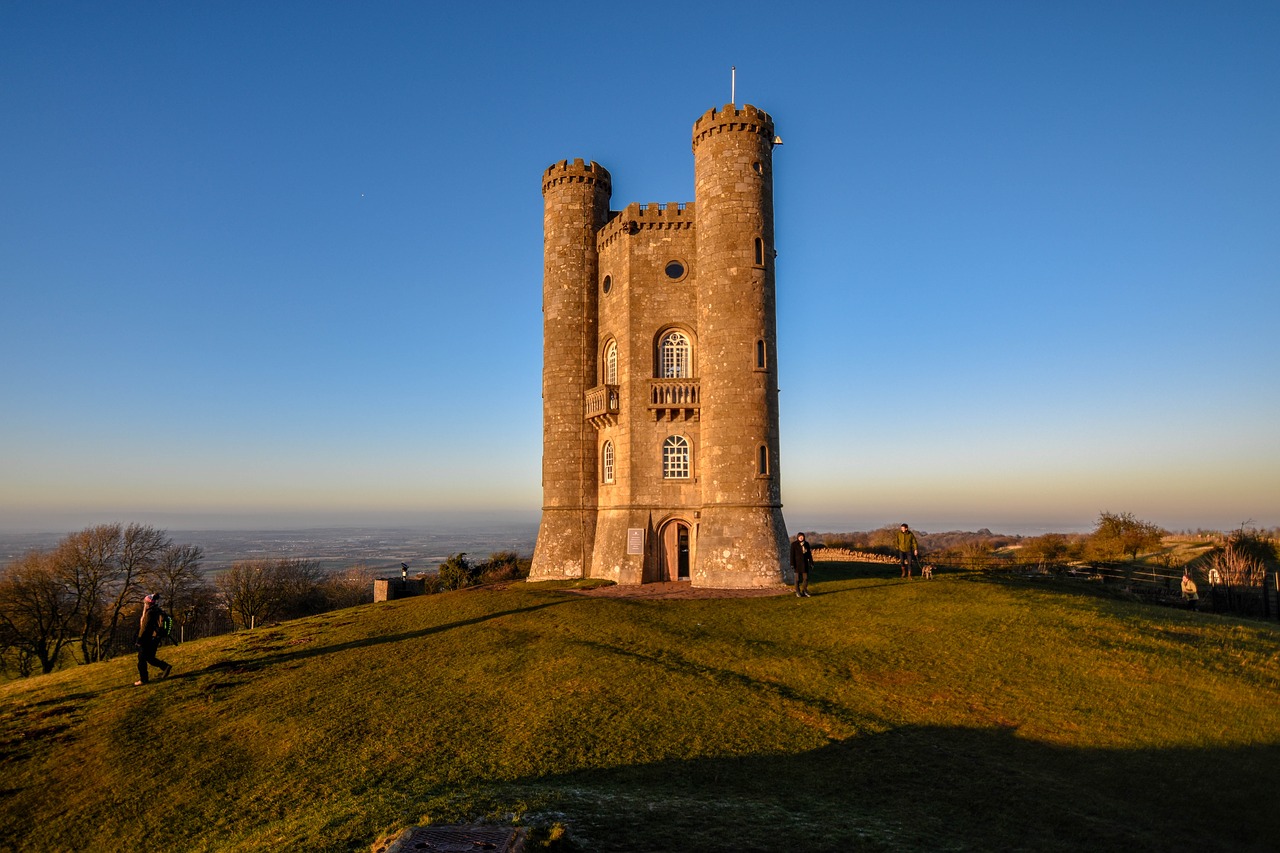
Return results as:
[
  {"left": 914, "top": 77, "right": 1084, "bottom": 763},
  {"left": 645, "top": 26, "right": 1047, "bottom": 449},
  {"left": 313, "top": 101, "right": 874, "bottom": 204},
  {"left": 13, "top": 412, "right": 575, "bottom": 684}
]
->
[{"left": 2, "top": 565, "right": 1277, "bottom": 852}]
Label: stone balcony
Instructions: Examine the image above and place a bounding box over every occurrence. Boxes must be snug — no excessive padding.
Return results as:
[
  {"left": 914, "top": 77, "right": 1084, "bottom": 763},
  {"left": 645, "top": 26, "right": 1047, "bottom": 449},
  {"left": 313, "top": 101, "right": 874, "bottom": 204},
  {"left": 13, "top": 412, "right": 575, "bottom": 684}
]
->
[
  {"left": 585, "top": 384, "right": 620, "bottom": 429},
  {"left": 649, "top": 378, "right": 700, "bottom": 421}
]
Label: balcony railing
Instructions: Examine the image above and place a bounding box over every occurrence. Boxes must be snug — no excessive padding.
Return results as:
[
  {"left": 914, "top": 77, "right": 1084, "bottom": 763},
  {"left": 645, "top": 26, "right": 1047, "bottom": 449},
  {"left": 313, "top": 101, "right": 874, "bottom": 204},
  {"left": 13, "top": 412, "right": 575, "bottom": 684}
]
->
[
  {"left": 584, "top": 384, "right": 620, "bottom": 428},
  {"left": 649, "top": 378, "right": 700, "bottom": 420}
]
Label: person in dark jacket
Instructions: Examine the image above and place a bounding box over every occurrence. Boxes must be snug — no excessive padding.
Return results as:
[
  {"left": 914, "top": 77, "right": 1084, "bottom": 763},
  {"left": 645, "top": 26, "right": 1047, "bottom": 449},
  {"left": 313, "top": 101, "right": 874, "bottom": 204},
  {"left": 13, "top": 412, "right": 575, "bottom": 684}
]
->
[
  {"left": 896, "top": 523, "right": 920, "bottom": 579},
  {"left": 790, "top": 533, "right": 815, "bottom": 597},
  {"left": 135, "top": 593, "right": 172, "bottom": 686}
]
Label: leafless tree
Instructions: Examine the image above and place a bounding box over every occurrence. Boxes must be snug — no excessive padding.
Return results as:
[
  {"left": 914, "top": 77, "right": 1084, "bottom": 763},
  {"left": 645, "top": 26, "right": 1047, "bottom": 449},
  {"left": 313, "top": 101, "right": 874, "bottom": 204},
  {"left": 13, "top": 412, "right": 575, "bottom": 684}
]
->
[
  {"left": 0, "top": 550, "right": 80, "bottom": 675},
  {"left": 150, "top": 543, "right": 208, "bottom": 624},
  {"left": 56, "top": 523, "right": 172, "bottom": 662},
  {"left": 216, "top": 559, "right": 278, "bottom": 629}
]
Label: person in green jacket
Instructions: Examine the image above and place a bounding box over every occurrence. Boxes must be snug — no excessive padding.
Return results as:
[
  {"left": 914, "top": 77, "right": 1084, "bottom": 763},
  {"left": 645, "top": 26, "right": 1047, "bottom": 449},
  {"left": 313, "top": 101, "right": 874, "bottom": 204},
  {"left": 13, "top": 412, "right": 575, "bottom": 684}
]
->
[{"left": 896, "top": 523, "right": 920, "bottom": 579}]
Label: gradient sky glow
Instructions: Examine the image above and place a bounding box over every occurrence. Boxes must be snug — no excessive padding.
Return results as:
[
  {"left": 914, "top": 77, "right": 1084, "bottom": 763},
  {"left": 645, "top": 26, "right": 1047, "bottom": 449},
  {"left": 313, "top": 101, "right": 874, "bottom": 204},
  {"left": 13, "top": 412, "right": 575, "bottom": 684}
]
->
[{"left": 2, "top": 1, "right": 1278, "bottom": 535}]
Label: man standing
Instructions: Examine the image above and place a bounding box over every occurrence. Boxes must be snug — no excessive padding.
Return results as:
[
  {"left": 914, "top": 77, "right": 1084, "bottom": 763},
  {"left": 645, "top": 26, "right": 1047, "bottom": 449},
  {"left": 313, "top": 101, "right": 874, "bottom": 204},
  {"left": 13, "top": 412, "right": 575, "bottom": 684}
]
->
[
  {"left": 896, "top": 523, "right": 920, "bottom": 579},
  {"left": 135, "top": 593, "right": 173, "bottom": 686},
  {"left": 791, "top": 532, "right": 815, "bottom": 597}
]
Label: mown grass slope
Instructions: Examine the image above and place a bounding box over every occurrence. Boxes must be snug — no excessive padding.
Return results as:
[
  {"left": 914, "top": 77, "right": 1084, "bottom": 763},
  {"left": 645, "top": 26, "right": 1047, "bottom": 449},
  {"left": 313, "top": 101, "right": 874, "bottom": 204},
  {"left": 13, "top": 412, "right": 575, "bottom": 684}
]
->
[{"left": 2, "top": 563, "right": 1277, "bottom": 852}]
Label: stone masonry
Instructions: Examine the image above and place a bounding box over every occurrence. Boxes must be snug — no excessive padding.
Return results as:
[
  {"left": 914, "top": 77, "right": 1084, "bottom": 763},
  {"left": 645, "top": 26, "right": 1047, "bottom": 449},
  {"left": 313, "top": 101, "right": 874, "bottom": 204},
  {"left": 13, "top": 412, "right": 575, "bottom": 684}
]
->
[{"left": 531, "top": 105, "right": 790, "bottom": 588}]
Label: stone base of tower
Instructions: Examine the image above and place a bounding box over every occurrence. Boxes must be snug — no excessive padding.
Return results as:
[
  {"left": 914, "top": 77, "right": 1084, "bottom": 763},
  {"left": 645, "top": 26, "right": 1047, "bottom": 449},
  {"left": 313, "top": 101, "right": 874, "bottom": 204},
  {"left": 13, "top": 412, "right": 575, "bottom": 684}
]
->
[
  {"left": 692, "top": 506, "right": 791, "bottom": 589},
  {"left": 529, "top": 508, "right": 595, "bottom": 581},
  {"left": 589, "top": 508, "right": 653, "bottom": 585}
]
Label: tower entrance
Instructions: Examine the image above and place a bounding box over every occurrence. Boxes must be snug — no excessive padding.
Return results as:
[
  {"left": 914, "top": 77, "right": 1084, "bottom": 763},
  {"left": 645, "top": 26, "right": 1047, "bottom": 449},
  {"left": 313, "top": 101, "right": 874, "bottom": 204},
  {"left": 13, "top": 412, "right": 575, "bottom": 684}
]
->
[{"left": 659, "top": 520, "right": 692, "bottom": 582}]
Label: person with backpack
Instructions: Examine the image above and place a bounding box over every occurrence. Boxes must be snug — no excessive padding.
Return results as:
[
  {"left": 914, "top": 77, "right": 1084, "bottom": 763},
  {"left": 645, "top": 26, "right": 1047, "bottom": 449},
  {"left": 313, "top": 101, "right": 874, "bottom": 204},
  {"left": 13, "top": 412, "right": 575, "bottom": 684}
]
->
[{"left": 135, "top": 593, "right": 173, "bottom": 686}]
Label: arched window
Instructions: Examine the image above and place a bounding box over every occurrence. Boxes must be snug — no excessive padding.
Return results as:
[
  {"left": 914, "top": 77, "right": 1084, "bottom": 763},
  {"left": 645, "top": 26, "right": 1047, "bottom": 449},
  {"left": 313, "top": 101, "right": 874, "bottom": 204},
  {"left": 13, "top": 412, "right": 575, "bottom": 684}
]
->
[
  {"left": 757, "top": 444, "right": 769, "bottom": 476},
  {"left": 659, "top": 331, "right": 691, "bottom": 378},
  {"left": 602, "top": 440, "right": 615, "bottom": 484},
  {"left": 662, "top": 435, "right": 691, "bottom": 479},
  {"left": 754, "top": 237, "right": 765, "bottom": 266},
  {"left": 604, "top": 340, "right": 618, "bottom": 385},
  {"left": 755, "top": 339, "right": 766, "bottom": 370}
]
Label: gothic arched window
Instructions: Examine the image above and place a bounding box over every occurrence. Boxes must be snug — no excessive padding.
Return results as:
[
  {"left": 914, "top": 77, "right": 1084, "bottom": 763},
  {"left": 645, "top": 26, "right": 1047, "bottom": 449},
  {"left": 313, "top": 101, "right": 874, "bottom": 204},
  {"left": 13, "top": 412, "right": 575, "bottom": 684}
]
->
[
  {"left": 662, "top": 435, "right": 691, "bottom": 479},
  {"left": 604, "top": 340, "right": 618, "bottom": 385},
  {"left": 659, "top": 331, "right": 691, "bottom": 379},
  {"left": 602, "top": 440, "right": 615, "bottom": 484}
]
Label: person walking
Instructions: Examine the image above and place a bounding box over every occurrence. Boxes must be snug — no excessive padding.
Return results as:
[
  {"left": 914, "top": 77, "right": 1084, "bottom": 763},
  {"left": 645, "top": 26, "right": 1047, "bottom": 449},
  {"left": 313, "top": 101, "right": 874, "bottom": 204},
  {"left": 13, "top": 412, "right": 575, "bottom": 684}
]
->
[
  {"left": 791, "top": 532, "right": 815, "bottom": 597},
  {"left": 135, "top": 593, "right": 172, "bottom": 686},
  {"left": 896, "top": 523, "right": 920, "bottom": 579}
]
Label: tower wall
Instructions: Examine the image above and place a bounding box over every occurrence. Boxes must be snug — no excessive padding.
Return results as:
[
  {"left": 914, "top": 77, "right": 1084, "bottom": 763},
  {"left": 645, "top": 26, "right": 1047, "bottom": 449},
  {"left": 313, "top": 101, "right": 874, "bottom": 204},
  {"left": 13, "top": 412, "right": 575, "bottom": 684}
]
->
[
  {"left": 591, "top": 202, "right": 701, "bottom": 584},
  {"left": 531, "top": 159, "right": 612, "bottom": 580},
  {"left": 691, "top": 105, "right": 789, "bottom": 586}
]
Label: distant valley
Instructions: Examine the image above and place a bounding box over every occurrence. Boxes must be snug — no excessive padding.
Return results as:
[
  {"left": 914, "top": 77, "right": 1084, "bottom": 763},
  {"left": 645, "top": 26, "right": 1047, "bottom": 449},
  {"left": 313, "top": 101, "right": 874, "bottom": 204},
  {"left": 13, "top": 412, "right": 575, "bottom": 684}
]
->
[{"left": 0, "top": 524, "right": 539, "bottom": 576}]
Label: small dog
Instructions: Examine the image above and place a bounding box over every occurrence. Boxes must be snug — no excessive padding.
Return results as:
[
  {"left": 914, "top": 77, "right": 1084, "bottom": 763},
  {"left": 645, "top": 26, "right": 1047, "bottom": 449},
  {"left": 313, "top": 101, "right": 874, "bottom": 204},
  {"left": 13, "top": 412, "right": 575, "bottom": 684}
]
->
[{"left": 921, "top": 563, "right": 934, "bottom": 580}]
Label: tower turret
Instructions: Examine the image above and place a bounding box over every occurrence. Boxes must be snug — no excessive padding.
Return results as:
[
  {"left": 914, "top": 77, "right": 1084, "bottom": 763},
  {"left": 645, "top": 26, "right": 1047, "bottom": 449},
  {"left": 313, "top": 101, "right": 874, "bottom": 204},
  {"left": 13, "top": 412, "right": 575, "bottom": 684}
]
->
[
  {"left": 691, "top": 105, "right": 789, "bottom": 585},
  {"left": 530, "top": 159, "right": 612, "bottom": 580}
]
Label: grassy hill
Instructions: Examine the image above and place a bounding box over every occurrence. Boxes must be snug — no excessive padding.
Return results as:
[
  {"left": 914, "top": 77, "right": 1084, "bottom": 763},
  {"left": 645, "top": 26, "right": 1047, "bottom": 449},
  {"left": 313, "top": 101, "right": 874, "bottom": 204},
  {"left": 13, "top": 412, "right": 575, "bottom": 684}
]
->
[{"left": 2, "top": 562, "right": 1278, "bottom": 852}]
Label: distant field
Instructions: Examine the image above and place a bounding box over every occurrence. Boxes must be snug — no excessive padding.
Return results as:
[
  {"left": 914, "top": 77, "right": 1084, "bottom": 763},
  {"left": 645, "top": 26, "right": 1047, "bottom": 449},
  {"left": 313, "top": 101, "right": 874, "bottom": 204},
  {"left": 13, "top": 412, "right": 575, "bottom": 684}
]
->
[{"left": 2, "top": 560, "right": 1277, "bottom": 852}]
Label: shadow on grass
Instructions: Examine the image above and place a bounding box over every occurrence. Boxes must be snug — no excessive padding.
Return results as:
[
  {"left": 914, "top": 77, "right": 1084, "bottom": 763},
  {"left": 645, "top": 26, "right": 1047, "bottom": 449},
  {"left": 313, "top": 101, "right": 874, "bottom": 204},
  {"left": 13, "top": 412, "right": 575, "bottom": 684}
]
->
[
  {"left": 568, "top": 634, "right": 890, "bottom": 734},
  {"left": 178, "top": 599, "right": 574, "bottom": 679},
  {"left": 479, "top": 724, "right": 1279, "bottom": 853}
]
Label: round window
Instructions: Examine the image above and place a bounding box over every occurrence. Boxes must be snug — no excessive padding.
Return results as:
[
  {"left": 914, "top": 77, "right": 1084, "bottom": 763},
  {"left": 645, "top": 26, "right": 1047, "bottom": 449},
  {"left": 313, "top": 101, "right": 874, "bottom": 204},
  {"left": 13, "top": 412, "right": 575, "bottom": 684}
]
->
[
  {"left": 602, "top": 275, "right": 612, "bottom": 294},
  {"left": 664, "top": 261, "right": 686, "bottom": 280}
]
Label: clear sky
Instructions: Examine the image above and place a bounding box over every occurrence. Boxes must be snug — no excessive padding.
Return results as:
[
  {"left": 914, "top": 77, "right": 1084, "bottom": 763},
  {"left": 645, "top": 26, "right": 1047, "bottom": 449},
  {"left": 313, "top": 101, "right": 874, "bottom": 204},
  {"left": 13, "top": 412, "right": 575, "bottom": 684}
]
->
[{"left": 2, "top": 1, "right": 1277, "bottom": 536}]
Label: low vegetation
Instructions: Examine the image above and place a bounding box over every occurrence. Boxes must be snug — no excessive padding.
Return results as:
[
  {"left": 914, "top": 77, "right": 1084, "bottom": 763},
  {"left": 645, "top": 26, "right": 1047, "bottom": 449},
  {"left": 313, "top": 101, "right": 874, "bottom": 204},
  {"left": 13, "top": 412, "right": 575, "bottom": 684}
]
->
[{"left": 1, "top": 560, "right": 1277, "bottom": 852}]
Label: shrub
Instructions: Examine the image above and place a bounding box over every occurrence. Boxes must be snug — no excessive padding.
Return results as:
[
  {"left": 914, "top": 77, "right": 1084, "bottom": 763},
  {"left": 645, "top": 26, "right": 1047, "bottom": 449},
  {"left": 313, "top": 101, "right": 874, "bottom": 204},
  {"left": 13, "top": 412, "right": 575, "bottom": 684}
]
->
[
  {"left": 436, "top": 553, "right": 476, "bottom": 591},
  {"left": 476, "top": 551, "right": 531, "bottom": 584}
]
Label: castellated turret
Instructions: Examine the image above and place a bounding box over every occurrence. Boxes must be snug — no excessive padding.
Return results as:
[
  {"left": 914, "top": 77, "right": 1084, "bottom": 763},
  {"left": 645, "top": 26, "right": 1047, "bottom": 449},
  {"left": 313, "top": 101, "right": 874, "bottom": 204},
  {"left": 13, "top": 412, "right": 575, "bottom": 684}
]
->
[
  {"left": 530, "top": 107, "right": 790, "bottom": 588},
  {"left": 532, "top": 159, "right": 612, "bottom": 579}
]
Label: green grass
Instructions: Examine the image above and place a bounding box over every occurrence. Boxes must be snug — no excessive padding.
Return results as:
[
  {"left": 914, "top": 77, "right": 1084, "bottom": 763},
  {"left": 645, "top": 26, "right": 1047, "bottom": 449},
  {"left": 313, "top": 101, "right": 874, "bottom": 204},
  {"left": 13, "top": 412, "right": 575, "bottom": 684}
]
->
[{"left": 2, "top": 563, "right": 1278, "bottom": 852}]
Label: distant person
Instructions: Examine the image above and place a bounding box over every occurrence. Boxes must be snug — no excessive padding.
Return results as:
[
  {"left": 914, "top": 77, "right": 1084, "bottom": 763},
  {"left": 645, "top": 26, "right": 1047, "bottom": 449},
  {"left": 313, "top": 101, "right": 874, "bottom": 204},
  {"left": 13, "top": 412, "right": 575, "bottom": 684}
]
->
[
  {"left": 135, "top": 593, "right": 173, "bottom": 686},
  {"left": 897, "top": 523, "right": 919, "bottom": 579},
  {"left": 791, "top": 533, "right": 815, "bottom": 597},
  {"left": 1181, "top": 571, "right": 1199, "bottom": 609}
]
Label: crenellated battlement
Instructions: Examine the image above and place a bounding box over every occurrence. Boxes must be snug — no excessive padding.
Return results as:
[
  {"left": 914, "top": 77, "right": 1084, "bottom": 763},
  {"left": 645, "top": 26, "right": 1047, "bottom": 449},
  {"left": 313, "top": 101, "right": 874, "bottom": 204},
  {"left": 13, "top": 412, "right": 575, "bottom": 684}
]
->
[
  {"left": 597, "top": 201, "right": 695, "bottom": 249},
  {"left": 542, "top": 158, "right": 612, "bottom": 196},
  {"left": 691, "top": 103, "right": 774, "bottom": 151}
]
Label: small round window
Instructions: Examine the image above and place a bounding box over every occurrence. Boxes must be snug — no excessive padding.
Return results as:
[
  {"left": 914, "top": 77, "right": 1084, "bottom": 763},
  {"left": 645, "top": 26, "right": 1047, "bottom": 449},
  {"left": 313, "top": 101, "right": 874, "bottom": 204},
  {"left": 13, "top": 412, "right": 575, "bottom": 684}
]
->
[
  {"left": 602, "top": 275, "right": 612, "bottom": 294},
  {"left": 752, "top": 161, "right": 763, "bottom": 175},
  {"left": 664, "top": 260, "right": 686, "bottom": 280}
]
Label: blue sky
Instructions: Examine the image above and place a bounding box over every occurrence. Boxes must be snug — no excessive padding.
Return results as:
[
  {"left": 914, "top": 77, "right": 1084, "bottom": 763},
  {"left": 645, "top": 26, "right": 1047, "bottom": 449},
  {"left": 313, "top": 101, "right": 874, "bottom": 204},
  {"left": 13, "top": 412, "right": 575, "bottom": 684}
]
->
[{"left": 2, "top": 1, "right": 1277, "bottom": 536}]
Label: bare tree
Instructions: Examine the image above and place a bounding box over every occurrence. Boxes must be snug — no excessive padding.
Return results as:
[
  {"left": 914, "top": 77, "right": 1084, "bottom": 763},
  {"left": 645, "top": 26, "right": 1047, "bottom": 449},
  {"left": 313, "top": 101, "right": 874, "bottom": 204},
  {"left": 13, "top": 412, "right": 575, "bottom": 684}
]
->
[
  {"left": 0, "top": 551, "right": 80, "bottom": 675},
  {"left": 272, "top": 558, "right": 324, "bottom": 619},
  {"left": 150, "top": 543, "right": 208, "bottom": 625},
  {"left": 56, "top": 524, "right": 121, "bottom": 664},
  {"left": 56, "top": 523, "right": 172, "bottom": 662},
  {"left": 320, "top": 565, "right": 377, "bottom": 609},
  {"left": 105, "top": 523, "right": 170, "bottom": 651},
  {"left": 216, "top": 559, "right": 278, "bottom": 629}
]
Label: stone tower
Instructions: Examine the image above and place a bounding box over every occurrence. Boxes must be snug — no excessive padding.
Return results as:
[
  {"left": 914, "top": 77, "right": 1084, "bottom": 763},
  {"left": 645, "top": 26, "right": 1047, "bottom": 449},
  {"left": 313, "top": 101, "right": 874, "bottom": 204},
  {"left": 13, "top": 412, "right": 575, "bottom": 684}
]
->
[{"left": 531, "top": 105, "right": 789, "bottom": 588}]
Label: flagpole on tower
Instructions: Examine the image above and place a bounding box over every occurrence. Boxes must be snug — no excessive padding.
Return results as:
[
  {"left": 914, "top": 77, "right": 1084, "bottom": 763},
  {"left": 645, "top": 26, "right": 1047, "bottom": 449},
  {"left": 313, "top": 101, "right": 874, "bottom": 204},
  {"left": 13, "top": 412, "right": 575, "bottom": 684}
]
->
[{"left": 731, "top": 66, "right": 736, "bottom": 106}]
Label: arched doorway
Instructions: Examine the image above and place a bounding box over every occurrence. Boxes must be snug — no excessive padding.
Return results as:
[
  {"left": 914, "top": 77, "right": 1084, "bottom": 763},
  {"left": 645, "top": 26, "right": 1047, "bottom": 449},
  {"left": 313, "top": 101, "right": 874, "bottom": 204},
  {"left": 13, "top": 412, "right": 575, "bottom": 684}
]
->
[{"left": 660, "top": 520, "right": 692, "bottom": 582}]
